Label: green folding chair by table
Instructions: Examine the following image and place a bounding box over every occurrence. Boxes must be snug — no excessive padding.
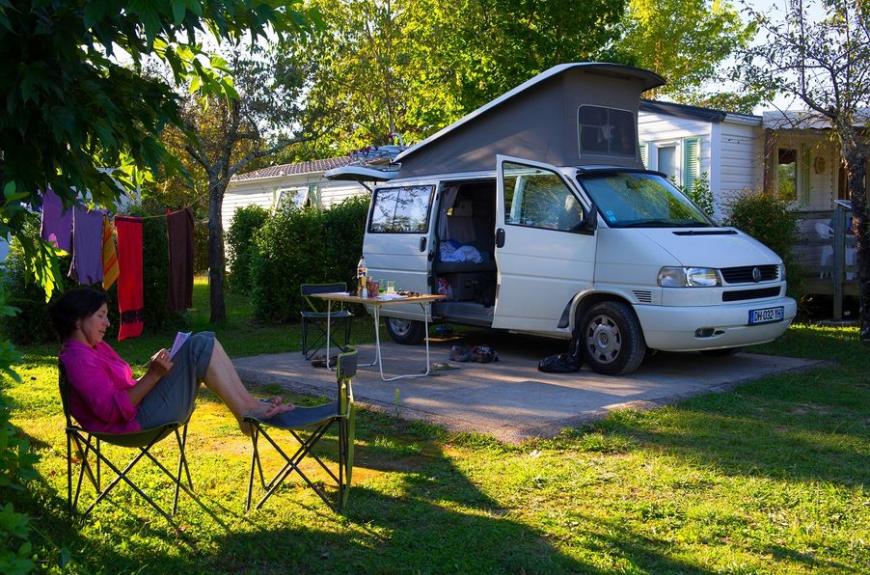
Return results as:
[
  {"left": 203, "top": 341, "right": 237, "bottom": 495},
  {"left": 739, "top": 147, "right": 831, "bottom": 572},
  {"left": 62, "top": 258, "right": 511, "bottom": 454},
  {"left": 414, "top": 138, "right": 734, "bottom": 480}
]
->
[
  {"left": 300, "top": 282, "right": 354, "bottom": 362},
  {"left": 245, "top": 349, "right": 357, "bottom": 512},
  {"left": 59, "top": 362, "right": 196, "bottom": 525}
]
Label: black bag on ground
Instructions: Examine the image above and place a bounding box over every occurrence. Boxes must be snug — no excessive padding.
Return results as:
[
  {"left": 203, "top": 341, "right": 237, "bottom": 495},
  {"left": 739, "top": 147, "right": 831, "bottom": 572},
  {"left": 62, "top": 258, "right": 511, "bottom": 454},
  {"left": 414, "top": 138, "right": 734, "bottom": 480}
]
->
[
  {"left": 538, "top": 336, "right": 582, "bottom": 373},
  {"left": 538, "top": 352, "right": 582, "bottom": 373}
]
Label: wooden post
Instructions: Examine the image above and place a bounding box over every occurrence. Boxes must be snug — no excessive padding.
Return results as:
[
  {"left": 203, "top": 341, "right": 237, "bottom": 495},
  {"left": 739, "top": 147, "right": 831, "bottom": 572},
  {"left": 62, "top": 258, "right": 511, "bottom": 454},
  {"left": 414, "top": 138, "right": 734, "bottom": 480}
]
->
[{"left": 833, "top": 203, "right": 846, "bottom": 320}]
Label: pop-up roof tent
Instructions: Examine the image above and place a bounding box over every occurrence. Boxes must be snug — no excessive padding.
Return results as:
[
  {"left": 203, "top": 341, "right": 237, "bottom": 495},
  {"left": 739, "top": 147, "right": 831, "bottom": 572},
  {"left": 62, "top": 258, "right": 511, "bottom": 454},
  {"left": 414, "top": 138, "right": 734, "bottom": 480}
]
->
[{"left": 326, "top": 62, "right": 665, "bottom": 182}]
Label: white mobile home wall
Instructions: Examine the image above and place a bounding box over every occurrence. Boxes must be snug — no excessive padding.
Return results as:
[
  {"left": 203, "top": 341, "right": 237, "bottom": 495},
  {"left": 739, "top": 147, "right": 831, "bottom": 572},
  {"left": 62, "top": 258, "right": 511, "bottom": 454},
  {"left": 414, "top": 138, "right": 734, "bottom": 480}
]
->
[{"left": 638, "top": 109, "right": 763, "bottom": 220}]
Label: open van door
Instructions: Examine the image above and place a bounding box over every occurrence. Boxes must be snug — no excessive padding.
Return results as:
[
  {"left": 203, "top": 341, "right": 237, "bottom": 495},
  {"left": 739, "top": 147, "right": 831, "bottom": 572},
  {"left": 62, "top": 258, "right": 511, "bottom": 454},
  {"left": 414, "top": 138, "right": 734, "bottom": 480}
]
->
[{"left": 493, "top": 155, "right": 597, "bottom": 333}]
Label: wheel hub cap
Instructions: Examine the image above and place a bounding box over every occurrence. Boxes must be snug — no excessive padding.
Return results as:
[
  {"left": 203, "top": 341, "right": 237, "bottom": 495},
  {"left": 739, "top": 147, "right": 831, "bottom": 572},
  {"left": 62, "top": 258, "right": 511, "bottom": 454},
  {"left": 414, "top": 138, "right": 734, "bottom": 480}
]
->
[{"left": 586, "top": 315, "right": 622, "bottom": 363}]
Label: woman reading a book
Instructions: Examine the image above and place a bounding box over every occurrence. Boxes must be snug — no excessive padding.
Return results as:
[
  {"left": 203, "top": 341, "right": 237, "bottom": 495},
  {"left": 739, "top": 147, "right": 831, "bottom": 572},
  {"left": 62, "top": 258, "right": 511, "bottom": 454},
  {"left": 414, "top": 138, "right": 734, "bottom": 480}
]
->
[{"left": 50, "top": 287, "right": 293, "bottom": 435}]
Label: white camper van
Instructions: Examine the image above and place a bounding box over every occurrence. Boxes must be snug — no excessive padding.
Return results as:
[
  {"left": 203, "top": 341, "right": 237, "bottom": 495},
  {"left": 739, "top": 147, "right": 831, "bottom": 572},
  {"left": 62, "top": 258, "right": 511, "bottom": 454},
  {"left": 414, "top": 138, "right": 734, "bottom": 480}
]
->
[{"left": 327, "top": 63, "right": 796, "bottom": 375}]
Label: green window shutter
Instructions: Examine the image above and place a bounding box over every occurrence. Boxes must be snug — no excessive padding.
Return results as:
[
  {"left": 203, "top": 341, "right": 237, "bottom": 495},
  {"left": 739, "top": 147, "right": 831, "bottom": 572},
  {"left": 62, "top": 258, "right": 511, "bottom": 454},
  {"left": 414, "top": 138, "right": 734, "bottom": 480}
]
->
[
  {"left": 639, "top": 141, "right": 649, "bottom": 168},
  {"left": 799, "top": 144, "right": 811, "bottom": 205},
  {"left": 682, "top": 137, "right": 701, "bottom": 190}
]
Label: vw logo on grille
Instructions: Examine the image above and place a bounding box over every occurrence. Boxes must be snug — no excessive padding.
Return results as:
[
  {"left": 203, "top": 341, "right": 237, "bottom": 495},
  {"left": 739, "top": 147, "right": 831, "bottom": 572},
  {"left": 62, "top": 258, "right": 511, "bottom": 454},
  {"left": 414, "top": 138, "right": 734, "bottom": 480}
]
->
[{"left": 752, "top": 267, "right": 762, "bottom": 282}]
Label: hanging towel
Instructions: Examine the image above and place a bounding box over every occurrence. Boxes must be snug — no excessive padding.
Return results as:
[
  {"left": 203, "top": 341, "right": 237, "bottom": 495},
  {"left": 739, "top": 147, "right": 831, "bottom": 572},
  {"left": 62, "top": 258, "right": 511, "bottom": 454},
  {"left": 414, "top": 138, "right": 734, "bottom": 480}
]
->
[
  {"left": 115, "top": 216, "right": 144, "bottom": 340},
  {"left": 166, "top": 208, "right": 194, "bottom": 311},
  {"left": 40, "top": 188, "right": 73, "bottom": 252},
  {"left": 101, "top": 216, "right": 120, "bottom": 290},
  {"left": 69, "top": 206, "right": 105, "bottom": 285}
]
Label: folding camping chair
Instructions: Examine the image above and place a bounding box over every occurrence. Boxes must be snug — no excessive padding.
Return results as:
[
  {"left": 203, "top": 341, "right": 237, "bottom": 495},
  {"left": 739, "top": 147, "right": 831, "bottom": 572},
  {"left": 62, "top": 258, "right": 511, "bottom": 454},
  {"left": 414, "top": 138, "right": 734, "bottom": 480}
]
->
[
  {"left": 300, "top": 282, "right": 354, "bottom": 361},
  {"left": 245, "top": 349, "right": 357, "bottom": 512},
  {"left": 59, "top": 362, "right": 196, "bottom": 525}
]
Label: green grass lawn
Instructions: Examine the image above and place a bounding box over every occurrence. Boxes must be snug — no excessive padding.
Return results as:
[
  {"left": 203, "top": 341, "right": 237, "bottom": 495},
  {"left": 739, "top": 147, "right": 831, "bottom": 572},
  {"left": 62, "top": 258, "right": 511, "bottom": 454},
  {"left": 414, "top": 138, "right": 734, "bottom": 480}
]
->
[{"left": 4, "top": 280, "right": 868, "bottom": 574}]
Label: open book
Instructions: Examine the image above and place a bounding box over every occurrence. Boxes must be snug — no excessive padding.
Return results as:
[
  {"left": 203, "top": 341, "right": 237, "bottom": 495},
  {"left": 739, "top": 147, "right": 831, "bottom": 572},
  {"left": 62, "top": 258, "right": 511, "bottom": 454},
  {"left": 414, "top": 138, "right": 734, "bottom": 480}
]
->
[{"left": 169, "top": 331, "right": 192, "bottom": 359}]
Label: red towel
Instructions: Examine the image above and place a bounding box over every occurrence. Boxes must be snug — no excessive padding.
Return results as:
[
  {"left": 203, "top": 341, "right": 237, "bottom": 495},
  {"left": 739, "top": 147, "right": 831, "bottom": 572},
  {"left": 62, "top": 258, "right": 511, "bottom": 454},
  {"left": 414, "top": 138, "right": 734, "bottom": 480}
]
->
[{"left": 115, "top": 216, "right": 144, "bottom": 340}]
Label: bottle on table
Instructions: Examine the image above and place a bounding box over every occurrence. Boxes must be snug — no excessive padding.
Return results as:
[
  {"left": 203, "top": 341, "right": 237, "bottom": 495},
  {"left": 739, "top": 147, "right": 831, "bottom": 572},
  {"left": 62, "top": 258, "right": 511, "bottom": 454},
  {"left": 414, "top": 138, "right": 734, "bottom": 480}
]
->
[{"left": 357, "top": 255, "right": 368, "bottom": 298}]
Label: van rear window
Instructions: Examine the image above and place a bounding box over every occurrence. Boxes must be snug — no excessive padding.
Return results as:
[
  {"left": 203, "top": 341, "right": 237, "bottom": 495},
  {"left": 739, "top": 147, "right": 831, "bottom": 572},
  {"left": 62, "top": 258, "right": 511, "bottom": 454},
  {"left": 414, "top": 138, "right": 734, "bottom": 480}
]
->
[
  {"left": 369, "top": 185, "right": 435, "bottom": 233},
  {"left": 578, "top": 105, "right": 636, "bottom": 157}
]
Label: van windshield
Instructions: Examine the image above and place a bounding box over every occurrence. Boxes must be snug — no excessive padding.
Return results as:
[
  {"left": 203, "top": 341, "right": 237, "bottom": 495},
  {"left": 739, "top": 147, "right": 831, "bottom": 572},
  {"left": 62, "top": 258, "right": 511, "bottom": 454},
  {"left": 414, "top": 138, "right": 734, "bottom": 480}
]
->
[{"left": 576, "top": 171, "right": 712, "bottom": 228}]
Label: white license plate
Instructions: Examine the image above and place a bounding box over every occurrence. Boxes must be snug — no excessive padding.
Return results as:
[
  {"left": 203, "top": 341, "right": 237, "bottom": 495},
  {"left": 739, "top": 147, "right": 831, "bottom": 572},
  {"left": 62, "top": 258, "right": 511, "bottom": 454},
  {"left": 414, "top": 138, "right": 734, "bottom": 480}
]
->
[{"left": 748, "top": 306, "right": 784, "bottom": 325}]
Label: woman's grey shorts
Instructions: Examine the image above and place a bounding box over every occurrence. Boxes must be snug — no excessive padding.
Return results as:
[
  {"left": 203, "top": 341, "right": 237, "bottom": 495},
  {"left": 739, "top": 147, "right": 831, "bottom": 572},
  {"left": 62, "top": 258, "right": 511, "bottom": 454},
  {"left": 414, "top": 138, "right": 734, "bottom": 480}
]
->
[{"left": 135, "top": 332, "right": 215, "bottom": 429}]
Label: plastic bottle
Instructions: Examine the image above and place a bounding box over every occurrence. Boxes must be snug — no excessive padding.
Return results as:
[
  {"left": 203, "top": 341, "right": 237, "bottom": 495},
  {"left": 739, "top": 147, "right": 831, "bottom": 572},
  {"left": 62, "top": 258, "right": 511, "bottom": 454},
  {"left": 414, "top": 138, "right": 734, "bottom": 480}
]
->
[{"left": 357, "top": 255, "right": 368, "bottom": 297}]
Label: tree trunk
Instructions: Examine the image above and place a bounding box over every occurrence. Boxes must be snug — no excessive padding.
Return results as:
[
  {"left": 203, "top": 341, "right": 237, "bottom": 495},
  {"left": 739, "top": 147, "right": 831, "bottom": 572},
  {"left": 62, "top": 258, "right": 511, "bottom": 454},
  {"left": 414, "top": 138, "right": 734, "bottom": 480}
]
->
[
  {"left": 843, "top": 149, "right": 869, "bottom": 341},
  {"left": 208, "top": 175, "right": 228, "bottom": 324}
]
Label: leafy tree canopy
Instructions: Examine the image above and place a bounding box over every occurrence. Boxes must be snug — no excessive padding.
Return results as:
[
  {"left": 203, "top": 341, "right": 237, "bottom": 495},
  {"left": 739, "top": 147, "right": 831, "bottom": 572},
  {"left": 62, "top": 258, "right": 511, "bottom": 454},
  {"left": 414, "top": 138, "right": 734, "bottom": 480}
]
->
[{"left": 0, "top": 0, "right": 312, "bottom": 298}]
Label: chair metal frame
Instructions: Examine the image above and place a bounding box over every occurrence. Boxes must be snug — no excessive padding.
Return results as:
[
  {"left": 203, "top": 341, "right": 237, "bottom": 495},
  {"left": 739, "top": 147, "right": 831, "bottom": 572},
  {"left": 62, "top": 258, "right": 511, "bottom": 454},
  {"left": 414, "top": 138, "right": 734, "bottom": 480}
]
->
[
  {"left": 245, "top": 349, "right": 357, "bottom": 512},
  {"left": 300, "top": 282, "right": 354, "bottom": 361},
  {"left": 59, "top": 362, "right": 196, "bottom": 525}
]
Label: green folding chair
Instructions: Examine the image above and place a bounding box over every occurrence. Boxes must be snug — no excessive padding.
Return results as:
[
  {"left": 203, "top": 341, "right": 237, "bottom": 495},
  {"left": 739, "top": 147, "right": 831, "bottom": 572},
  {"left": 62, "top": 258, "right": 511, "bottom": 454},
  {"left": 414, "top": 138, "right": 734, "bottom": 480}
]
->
[
  {"left": 59, "top": 362, "right": 196, "bottom": 525},
  {"left": 245, "top": 349, "right": 357, "bottom": 512},
  {"left": 300, "top": 282, "right": 354, "bottom": 361}
]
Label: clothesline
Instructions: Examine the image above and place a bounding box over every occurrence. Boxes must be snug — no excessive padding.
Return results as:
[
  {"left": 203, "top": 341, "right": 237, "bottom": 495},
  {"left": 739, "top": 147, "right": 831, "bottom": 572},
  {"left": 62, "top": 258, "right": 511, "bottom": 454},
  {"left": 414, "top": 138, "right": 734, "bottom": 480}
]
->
[{"left": 41, "top": 189, "right": 195, "bottom": 342}]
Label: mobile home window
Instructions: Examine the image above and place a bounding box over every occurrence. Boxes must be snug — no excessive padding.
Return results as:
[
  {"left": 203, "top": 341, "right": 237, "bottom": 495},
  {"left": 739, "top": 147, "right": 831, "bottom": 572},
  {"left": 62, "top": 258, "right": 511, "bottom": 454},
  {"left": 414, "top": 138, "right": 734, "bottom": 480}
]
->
[
  {"left": 369, "top": 185, "right": 434, "bottom": 233},
  {"left": 657, "top": 145, "right": 678, "bottom": 183},
  {"left": 578, "top": 106, "right": 636, "bottom": 157}
]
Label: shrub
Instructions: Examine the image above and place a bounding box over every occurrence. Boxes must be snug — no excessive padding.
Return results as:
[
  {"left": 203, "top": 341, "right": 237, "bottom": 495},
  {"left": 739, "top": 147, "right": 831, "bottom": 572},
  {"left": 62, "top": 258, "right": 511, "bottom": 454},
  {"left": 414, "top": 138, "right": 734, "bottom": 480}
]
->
[
  {"left": 726, "top": 190, "right": 802, "bottom": 298},
  {"left": 227, "top": 205, "right": 270, "bottom": 294},
  {"left": 251, "top": 197, "right": 368, "bottom": 323},
  {"left": 682, "top": 174, "right": 716, "bottom": 221}
]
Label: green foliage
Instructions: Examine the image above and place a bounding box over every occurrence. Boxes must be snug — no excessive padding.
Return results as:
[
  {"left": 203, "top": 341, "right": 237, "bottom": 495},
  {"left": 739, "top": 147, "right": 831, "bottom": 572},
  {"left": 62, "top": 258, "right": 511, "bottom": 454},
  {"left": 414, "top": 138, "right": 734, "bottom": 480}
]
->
[
  {"left": 0, "top": 0, "right": 312, "bottom": 305},
  {"left": 0, "top": 281, "right": 36, "bottom": 575},
  {"left": 251, "top": 197, "right": 368, "bottom": 322},
  {"left": 726, "top": 191, "right": 802, "bottom": 298},
  {"left": 227, "top": 205, "right": 270, "bottom": 294},
  {"left": 614, "top": 0, "right": 756, "bottom": 101},
  {"left": 681, "top": 173, "right": 716, "bottom": 220}
]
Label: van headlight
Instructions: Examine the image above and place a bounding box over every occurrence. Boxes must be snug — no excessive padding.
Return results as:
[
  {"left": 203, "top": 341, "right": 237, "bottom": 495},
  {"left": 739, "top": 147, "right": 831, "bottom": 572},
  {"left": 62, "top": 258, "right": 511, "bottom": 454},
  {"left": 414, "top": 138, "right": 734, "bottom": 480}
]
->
[
  {"left": 778, "top": 263, "right": 786, "bottom": 280},
  {"left": 657, "top": 267, "right": 721, "bottom": 287}
]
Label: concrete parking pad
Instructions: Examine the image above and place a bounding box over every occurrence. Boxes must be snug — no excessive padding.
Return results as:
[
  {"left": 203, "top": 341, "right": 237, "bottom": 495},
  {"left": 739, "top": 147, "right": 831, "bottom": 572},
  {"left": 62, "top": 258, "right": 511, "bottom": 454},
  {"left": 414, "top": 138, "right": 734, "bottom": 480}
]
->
[{"left": 233, "top": 334, "right": 823, "bottom": 443}]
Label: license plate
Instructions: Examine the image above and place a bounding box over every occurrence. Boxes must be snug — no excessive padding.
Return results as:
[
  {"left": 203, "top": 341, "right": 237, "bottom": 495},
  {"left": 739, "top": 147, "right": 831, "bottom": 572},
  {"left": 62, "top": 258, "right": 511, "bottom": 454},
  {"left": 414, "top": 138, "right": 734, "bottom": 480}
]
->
[{"left": 748, "top": 306, "right": 784, "bottom": 325}]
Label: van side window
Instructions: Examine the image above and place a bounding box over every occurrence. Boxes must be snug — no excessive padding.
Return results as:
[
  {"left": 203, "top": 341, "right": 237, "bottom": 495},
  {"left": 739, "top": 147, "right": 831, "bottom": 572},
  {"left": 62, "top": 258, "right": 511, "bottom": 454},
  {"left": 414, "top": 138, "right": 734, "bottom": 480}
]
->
[
  {"left": 502, "top": 162, "right": 585, "bottom": 232},
  {"left": 578, "top": 105, "right": 636, "bottom": 157},
  {"left": 369, "top": 185, "right": 434, "bottom": 233}
]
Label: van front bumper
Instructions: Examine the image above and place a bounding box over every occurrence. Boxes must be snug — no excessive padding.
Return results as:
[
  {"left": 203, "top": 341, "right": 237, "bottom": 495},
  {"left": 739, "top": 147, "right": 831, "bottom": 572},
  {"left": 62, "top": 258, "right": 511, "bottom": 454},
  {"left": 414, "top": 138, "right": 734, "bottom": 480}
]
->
[{"left": 634, "top": 297, "right": 797, "bottom": 351}]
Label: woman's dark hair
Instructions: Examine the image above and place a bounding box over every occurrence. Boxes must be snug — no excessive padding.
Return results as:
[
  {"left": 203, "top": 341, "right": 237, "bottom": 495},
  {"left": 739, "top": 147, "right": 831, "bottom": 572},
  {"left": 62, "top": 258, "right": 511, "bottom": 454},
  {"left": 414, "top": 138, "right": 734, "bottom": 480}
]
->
[{"left": 49, "top": 287, "right": 109, "bottom": 340}]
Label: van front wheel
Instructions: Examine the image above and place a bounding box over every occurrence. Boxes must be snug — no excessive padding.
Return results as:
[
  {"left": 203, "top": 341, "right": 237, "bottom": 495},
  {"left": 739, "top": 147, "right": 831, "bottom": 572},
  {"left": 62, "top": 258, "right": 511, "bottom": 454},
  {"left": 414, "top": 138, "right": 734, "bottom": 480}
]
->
[
  {"left": 384, "top": 317, "right": 425, "bottom": 345},
  {"left": 579, "top": 302, "right": 647, "bottom": 375}
]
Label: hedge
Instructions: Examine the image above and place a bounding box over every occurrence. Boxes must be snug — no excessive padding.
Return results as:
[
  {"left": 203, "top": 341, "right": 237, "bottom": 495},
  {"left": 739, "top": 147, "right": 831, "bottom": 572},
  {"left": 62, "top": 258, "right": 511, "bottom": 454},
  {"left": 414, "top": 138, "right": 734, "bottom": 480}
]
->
[
  {"left": 227, "top": 205, "right": 269, "bottom": 294},
  {"left": 251, "top": 197, "right": 368, "bottom": 323}
]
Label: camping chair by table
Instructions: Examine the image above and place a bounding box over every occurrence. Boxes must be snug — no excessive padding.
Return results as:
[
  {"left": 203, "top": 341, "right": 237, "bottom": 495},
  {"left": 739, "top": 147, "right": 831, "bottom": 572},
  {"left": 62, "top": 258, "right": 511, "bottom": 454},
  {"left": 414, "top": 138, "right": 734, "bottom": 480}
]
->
[
  {"left": 59, "top": 362, "right": 196, "bottom": 525},
  {"left": 245, "top": 349, "right": 357, "bottom": 512},
  {"left": 300, "top": 282, "right": 354, "bottom": 362}
]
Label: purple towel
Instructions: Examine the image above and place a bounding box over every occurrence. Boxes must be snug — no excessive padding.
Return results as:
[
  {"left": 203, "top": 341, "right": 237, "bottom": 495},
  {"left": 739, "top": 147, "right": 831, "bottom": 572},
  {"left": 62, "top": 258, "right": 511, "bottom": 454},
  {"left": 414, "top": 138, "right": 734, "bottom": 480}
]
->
[
  {"left": 40, "top": 189, "right": 73, "bottom": 252},
  {"left": 69, "top": 207, "right": 105, "bottom": 285}
]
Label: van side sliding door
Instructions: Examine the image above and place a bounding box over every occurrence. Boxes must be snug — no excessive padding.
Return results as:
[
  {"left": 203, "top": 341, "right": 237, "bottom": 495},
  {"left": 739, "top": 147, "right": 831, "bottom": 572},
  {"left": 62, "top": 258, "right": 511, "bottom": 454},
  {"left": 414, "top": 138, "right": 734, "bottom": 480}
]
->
[
  {"left": 493, "top": 155, "right": 597, "bottom": 333},
  {"left": 366, "top": 183, "right": 438, "bottom": 299}
]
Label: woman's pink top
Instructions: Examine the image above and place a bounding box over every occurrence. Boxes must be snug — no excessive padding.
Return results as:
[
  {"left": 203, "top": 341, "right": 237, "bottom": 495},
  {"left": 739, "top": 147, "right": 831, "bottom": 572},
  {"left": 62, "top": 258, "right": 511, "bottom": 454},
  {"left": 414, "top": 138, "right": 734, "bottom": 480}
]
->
[{"left": 59, "top": 340, "right": 140, "bottom": 433}]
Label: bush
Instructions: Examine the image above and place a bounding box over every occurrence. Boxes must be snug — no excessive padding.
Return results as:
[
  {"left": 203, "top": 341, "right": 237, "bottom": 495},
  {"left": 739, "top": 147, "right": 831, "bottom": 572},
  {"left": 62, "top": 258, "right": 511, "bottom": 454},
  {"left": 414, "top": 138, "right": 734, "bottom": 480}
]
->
[
  {"left": 682, "top": 173, "right": 716, "bottom": 221},
  {"left": 726, "top": 191, "right": 802, "bottom": 298},
  {"left": 251, "top": 197, "right": 368, "bottom": 323},
  {"left": 227, "top": 205, "right": 270, "bottom": 294},
  {"left": 1, "top": 209, "right": 185, "bottom": 345}
]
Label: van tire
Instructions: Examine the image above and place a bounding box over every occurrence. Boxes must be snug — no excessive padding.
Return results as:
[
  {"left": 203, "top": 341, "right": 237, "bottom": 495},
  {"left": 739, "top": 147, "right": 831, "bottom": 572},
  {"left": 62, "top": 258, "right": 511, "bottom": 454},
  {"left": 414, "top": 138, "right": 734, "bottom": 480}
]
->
[
  {"left": 579, "top": 301, "right": 647, "bottom": 375},
  {"left": 384, "top": 317, "right": 425, "bottom": 345}
]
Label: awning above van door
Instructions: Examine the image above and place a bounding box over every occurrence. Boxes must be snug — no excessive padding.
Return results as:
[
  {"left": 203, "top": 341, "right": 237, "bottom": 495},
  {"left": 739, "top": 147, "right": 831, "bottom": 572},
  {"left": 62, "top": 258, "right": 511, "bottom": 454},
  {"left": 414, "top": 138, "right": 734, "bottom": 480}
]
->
[{"left": 324, "top": 165, "right": 399, "bottom": 182}]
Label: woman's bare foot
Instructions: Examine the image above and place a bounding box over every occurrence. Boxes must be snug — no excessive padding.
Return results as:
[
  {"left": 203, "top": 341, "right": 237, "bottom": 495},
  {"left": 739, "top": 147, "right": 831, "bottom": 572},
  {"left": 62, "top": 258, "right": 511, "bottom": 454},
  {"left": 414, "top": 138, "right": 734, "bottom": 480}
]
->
[{"left": 237, "top": 397, "right": 296, "bottom": 435}]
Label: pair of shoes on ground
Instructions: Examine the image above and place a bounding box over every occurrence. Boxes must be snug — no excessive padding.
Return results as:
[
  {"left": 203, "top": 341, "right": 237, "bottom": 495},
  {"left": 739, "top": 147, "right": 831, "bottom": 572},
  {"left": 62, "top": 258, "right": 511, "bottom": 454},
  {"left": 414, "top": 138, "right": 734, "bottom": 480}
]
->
[{"left": 310, "top": 354, "right": 337, "bottom": 368}]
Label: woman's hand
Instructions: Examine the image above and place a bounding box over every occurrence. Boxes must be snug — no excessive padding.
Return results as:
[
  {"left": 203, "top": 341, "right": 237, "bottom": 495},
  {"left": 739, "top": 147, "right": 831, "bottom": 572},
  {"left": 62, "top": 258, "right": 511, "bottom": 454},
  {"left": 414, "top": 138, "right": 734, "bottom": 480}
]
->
[{"left": 147, "top": 348, "right": 174, "bottom": 379}]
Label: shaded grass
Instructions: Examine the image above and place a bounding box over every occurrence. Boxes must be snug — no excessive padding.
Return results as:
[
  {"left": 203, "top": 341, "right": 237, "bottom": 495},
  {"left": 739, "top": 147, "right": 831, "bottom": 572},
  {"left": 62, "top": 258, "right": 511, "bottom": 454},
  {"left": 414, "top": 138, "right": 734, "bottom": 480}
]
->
[{"left": 4, "top": 282, "right": 868, "bottom": 574}]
